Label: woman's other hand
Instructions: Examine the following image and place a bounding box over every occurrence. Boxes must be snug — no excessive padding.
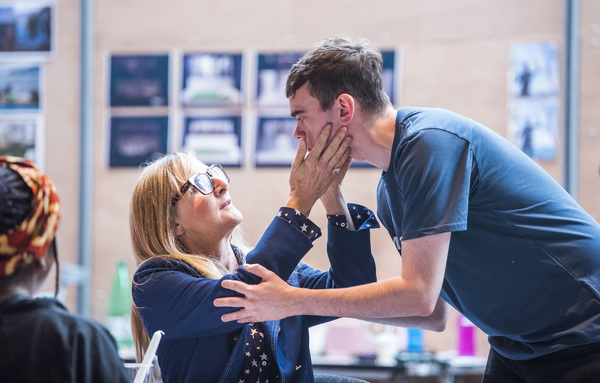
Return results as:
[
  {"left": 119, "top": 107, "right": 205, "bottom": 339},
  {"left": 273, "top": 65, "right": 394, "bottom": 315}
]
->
[{"left": 286, "top": 124, "right": 351, "bottom": 216}]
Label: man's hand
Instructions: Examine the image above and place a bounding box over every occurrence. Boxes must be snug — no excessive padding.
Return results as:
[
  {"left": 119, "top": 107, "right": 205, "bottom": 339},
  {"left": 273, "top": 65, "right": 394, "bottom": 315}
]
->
[
  {"left": 287, "top": 124, "right": 351, "bottom": 216},
  {"left": 214, "top": 264, "right": 300, "bottom": 323}
]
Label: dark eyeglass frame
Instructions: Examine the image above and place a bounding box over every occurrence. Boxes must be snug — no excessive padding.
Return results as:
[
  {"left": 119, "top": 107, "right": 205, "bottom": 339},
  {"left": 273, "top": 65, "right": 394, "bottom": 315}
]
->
[{"left": 171, "top": 164, "right": 229, "bottom": 205}]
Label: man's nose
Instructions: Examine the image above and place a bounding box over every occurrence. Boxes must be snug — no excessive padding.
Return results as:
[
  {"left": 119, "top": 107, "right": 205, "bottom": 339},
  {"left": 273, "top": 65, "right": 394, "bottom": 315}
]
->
[{"left": 292, "top": 124, "right": 303, "bottom": 140}]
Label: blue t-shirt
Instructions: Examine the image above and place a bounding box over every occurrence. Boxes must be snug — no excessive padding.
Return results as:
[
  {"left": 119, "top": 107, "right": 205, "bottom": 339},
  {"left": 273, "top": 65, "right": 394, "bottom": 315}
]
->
[{"left": 377, "top": 107, "right": 600, "bottom": 360}]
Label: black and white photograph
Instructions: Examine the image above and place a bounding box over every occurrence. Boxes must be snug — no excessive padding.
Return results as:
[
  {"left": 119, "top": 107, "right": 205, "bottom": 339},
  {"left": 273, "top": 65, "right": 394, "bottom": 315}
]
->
[
  {"left": 181, "top": 115, "right": 242, "bottom": 167},
  {"left": 381, "top": 50, "right": 398, "bottom": 105},
  {"left": 508, "top": 41, "right": 559, "bottom": 97},
  {"left": 108, "top": 116, "right": 169, "bottom": 167},
  {"left": 181, "top": 53, "right": 243, "bottom": 106},
  {"left": 507, "top": 97, "right": 559, "bottom": 161},
  {"left": 0, "top": 114, "right": 42, "bottom": 164},
  {"left": 254, "top": 115, "right": 298, "bottom": 167},
  {"left": 256, "top": 52, "right": 303, "bottom": 107},
  {"left": 109, "top": 54, "right": 170, "bottom": 107}
]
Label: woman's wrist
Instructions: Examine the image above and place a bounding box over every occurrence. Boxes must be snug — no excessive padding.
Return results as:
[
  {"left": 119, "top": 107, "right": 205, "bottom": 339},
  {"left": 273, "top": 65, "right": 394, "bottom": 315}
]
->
[
  {"left": 285, "top": 194, "right": 314, "bottom": 217},
  {"left": 320, "top": 189, "right": 345, "bottom": 215}
]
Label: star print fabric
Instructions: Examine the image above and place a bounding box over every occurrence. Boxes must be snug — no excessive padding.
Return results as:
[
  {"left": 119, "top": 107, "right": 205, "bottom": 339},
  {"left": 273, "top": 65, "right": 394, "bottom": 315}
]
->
[
  {"left": 238, "top": 322, "right": 280, "bottom": 383},
  {"left": 278, "top": 207, "right": 321, "bottom": 241},
  {"left": 326, "top": 203, "right": 380, "bottom": 230}
]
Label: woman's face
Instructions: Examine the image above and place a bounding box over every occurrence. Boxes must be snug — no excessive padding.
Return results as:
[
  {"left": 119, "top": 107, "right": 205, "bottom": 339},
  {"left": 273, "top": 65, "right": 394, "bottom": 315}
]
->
[{"left": 173, "top": 164, "right": 243, "bottom": 252}]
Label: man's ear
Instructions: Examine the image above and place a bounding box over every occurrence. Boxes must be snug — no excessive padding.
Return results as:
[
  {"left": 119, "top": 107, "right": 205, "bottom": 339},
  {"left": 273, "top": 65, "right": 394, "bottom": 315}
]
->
[{"left": 337, "top": 93, "right": 355, "bottom": 126}]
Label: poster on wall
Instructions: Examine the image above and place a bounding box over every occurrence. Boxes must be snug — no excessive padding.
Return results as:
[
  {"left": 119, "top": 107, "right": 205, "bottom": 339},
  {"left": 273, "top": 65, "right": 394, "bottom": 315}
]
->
[
  {"left": 254, "top": 116, "right": 297, "bottom": 167},
  {"left": 507, "top": 97, "right": 559, "bottom": 161},
  {"left": 381, "top": 50, "right": 398, "bottom": 105},
  {"left": 109, "top": 116, "right": 168, "bottom": 167},
  {"left": 0, "top": 62, "right": 41, "bottom": 111},
  {"left": 109, "top": 54, "right": 170, "bottom": 107},
  {"left": 0, "top": 114, "right": 43, "bottom": 165},
  {"left": 181, "top": 53, "right": 243, "bottom": 106},
  {"left": 181, "top": 115, "right": 242, "bottom": 167},
  {"left": 507, "top": 40, "right": 559, "bottom": 161},
  {"left": 256, "top": 52, "right": 303, "bottom": 107},
  {"left": 508, "top": 41, "right": 559, "bottom": 98},
  {"left": 0, "top": 1, "right": 54, "bottom": 59}
]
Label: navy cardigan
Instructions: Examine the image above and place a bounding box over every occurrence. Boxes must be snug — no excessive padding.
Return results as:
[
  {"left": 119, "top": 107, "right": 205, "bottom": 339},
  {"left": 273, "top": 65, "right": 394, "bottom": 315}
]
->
[{"left": 133, "top": 205, "right": 378, "bottom": 383}]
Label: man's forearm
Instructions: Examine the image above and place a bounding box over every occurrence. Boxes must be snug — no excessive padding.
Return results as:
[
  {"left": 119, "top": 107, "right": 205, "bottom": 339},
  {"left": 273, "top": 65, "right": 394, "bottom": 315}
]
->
[
  {"left": 289, "top": 277, "right": 438, "bottom": 319},
  {"left": 363, "top": 297, "right": 450, "bottom": 332}
]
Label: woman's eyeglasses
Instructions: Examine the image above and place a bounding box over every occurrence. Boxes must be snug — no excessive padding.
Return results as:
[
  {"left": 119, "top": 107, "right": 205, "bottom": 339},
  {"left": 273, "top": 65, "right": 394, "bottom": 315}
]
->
[{"left": 171, "top": 164, "right": 229, "bottom": 205}]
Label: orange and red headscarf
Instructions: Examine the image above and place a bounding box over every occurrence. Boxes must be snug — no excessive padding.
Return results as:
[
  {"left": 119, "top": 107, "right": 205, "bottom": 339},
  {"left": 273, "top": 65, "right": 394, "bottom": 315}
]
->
[{"left": 0, "top": 156, "right": 61, "bottom": 276}]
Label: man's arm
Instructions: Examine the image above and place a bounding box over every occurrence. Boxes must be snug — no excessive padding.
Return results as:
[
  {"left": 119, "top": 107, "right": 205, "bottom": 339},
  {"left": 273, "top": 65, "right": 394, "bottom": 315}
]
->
[
  {"left": 364, "top": 296, "right": 450, "bottom": 332},
  {"left": 214, "top": 232, "right": 450, "bottom": 323}
]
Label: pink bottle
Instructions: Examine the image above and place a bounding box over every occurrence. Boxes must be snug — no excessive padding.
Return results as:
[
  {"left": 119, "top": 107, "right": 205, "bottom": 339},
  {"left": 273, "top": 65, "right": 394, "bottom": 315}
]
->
[{"left": 457, "top": 313, "right": 475, "bottom": 356}]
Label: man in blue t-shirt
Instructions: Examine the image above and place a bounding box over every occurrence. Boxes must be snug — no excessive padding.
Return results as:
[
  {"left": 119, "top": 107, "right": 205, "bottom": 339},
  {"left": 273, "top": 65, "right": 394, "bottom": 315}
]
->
[{"left": 215, "top": 37, "right": 600, "bottom": 382}]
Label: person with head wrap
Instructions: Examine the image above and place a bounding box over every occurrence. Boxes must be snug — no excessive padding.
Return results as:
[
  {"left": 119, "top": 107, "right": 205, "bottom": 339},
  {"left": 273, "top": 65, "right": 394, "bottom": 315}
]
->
[{"left": 0, "top": 156, "right": 130, "bottom": 383}]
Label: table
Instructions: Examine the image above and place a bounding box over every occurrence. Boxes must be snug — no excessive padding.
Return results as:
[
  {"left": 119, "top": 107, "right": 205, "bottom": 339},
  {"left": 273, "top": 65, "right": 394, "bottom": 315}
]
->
[{"left": 312, "top": 353, "right": 486, "bottom": 383}]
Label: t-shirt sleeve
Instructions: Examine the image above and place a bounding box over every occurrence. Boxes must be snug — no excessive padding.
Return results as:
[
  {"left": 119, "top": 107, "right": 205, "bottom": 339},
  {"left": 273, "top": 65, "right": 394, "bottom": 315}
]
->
[{"left": 396, "top": 128, "right": 471, "bottom": 240}]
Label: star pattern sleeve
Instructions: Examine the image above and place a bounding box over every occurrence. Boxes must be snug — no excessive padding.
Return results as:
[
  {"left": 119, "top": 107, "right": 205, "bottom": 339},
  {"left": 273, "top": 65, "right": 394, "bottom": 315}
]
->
[
  {"left": 277, "top": 207, "right": 322, "bottom": 242},
  {"left": 326, "top": 203, "right": 380, "bottom": 231}
]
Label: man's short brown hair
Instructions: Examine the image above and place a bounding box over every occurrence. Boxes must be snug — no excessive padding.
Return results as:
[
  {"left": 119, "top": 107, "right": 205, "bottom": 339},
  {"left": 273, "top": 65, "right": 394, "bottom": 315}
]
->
[{"left": 286, "top": 36, "right": 392, "bottom": 116}]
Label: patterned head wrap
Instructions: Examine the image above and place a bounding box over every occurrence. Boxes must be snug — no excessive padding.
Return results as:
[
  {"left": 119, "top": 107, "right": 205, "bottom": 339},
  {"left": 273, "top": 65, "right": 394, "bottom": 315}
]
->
[{"left": 0, "top": 156, "right": 61, "bottom": 277}]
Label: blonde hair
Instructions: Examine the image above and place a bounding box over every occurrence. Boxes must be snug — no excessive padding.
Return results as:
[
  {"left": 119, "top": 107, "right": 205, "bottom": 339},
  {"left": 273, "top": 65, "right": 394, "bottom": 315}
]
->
[{"left": 129, "top": 152, "right": 250, "bottom": 361}]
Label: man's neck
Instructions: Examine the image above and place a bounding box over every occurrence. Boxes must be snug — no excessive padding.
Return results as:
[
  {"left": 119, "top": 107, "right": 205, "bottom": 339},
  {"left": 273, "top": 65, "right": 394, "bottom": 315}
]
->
[{"left": 350, "top": 107, "right": 397, "bottom": 171}]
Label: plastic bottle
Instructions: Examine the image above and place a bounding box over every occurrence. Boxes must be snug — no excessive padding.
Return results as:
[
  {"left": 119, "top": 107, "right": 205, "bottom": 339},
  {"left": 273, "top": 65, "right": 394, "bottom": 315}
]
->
[
  {"left": 457, "top": 313, "right": 476, "bottom": 356},
  {"left": 406, "top": 328, "right": 424, "bottom": 353},
  {"left": 106, "top": 260, "right": 134, "bottom": 359}
]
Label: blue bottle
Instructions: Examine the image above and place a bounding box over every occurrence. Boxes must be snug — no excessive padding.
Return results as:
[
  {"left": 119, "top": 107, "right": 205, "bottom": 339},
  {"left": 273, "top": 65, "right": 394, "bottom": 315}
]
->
[{"left": 406, "top": 328, "right": 424, "bottom": 352}]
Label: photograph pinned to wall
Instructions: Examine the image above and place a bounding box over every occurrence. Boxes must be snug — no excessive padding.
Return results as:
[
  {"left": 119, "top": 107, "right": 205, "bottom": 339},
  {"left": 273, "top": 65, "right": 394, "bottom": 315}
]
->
[
  {"left": 0, "top": 62, "right": 41, "bottom": 111},
  {"left": 109, "top": 54, "right": 169, "bottom": 107},
  {"left": 109, "top": 116, "right": 168, "bottom": 167},
  {"left": 255, "top": 115, "right": 298, "bottom": 167},
  {"left": 181, "top": 53, "right": 243, "bottom": 106},
  {"left": 256, "top": 52, "right": 303, "bottom": 107},
  {"left": 0, "top": 114, "right": 43, "bottom": 166},
  {"left": 508, "top": 41, "right": 559, "bottom": 97},
  {"left": 381, "top": 50, "right": 398, "bottom": 105},
  {"left": 181, "top": 115, "right": 242, "bottom": 167},
  {"left": 507, "top": 97, "right": 559, "bottom": 161},
  {"left": 0, "top": 1, "right": 54, "bottom": 59}
]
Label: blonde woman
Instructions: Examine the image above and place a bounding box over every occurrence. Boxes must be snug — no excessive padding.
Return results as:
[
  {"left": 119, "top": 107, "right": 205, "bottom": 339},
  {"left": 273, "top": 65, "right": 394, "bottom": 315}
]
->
[{"left": 130, "top": 127, "right": 378, "bottom": 382}]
